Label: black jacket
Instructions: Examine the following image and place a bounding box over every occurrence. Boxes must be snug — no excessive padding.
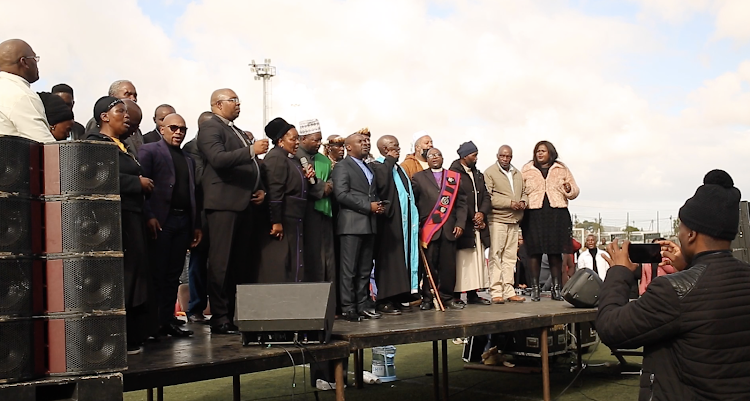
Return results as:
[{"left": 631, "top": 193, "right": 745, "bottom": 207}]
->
[
  {"left": 448, "top": 159, "right": 491, "bottom": 249},
  {"left": 596, "top": 250, "right": 750, "bottom": 401},
  {"left": 196, "top": 115, "right": 262, "bottom": 212},
  {"left": 411, "top": 168, "right": 468, "bottom": 242},
  {"left": 331, "top": 156, "right": 378, "bottom": 235},
  {"left": 85, "top": 132, "right": 144, "bottom": 213},
  {"left": 262, "top": 146, "right": 309, "bottom": 222},
  {"left": 142, "top": 128, "right": 161, "bottom": 144}
]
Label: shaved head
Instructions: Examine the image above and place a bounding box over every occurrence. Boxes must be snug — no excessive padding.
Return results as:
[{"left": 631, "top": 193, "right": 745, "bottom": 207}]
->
[
  {"left": 0, "top": 39, "right": 39, "bottom": 83},
  {"left": 197, "top": 111, "right": 214, "bottom": 127},
  {"left": 377, "top": 135, "right": 400, "bottom": 159},
  {"left": 160, "top": 113, "right": 187, "bottom": 147},
  {"left": 122, "top": 99, "right": 141, "bottom": 137},
  {"left": 210, "top": 88, "right": 240, "bottom": 121}
]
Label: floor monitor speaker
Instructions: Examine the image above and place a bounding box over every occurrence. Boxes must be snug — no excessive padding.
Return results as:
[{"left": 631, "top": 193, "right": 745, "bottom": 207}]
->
[
  {"left": 46, "top": 312, "right": 127, "bottom": 376},
  {"left": 42, "top": 142, "right": 119, "bottom": 196},
  {"left": 235, "top": 282, "right": 335, "bottom": 345},
  {"left": 562, "top": 268, "right": 602, "bottom": 308}
]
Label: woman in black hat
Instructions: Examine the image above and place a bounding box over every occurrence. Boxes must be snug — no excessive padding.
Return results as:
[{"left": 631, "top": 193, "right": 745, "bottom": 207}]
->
[
  {"left": 258, "top": 117, "right": 316, "bottom": 283},
  {"left": 86, "top": 96, "right": 154, "bottom": 354}
]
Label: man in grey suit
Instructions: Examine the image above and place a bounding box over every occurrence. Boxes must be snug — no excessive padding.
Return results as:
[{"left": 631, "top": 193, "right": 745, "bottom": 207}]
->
[{"left": 332, "top": 133, "right": 385, "bottom": 321}]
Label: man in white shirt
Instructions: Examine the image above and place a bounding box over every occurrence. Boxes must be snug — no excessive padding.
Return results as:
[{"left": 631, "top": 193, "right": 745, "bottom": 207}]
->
[
  {"left": 0, "top": 39, "right": 55, "bottom": 142},
  {"left": 578, "top": 234, "right": 610, "bottom": 280}
]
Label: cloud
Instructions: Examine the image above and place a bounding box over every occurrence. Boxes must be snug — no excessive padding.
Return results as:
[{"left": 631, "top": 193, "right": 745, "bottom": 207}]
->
[{"left": 2, "top": 0, "right": 748, "bottom": 229}]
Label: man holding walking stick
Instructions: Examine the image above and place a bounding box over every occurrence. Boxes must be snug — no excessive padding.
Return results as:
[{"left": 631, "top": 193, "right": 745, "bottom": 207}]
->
[{"left": 412, "top": 148, "right": 468, "bottom": 310}]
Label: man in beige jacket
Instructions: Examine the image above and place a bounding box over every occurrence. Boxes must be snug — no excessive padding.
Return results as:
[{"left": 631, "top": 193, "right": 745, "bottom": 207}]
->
[{"left": 484, "top": 145, "right": 527, "bottom": 303}]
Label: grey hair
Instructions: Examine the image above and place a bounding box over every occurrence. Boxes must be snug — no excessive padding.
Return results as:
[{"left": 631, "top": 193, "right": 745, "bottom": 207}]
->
[{"left": 108, "top": 80, "right": 133, "bottom": 96}]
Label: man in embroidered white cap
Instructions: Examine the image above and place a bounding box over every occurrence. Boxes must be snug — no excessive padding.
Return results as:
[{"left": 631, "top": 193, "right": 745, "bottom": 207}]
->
[{"left": 401, "top": 130, "right": 433, "bottom": 178}]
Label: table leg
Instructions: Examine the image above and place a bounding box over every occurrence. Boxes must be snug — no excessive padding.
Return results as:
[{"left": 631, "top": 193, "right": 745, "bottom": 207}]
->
[
  {"left": 441, "top": 339, "right": 449, "bottom": 401},
  {"left": 335, "top": 358, "right": 346, "bottom": 401},
  {"left": 541, "top": 327, "right": 550, "bottom": 401},
  {"left": 576, "top": 323, "right": 583, "bottom": 371},
  {"left": 157, "top": 387, "right": 164, "bottom": 401},
  {"left": 354, "top": 349, "right": 364, "bottom": 389},
  {"left": 233, "top": 375, "right": 241, "bottom": 401},
  {"left": 146, "top": 388, "right": 153, "bottom": 401},
  {"left": 432, "top": 341, "right": 439, "bottom": 401}
]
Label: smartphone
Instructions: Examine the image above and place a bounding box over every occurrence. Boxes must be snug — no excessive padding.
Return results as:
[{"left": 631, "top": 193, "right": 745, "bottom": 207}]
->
[
  {"left": 628, "top": 243, "right": 662, "bottom": 264},
  {"left": 379, "top": 200, "right": 391, "bottom": 205}
]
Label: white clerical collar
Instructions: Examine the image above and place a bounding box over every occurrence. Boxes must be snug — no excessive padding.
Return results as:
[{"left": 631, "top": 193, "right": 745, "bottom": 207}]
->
[{"left": 430, "top": 168, "right": 442, "bottom": 173}]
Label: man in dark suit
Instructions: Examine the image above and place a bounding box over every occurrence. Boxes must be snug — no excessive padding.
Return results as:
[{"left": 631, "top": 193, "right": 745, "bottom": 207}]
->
[
  {"left": 182, "top": 111, "right": 214, "bottom": 324},
  {"left": 142, "top": 104, "right": 176, "bottom": 144},
  {"left": 412, "top": 148, "right": 468, "bottom": 310},
  {"left": 197, "top": 88, "right": 269, "bottom": 334},
  {"left": 139, "top": 113, "right": 202, "bottom": 337},
  {"left": 332, "top": 133, "right": 385, "bottom": 321}
]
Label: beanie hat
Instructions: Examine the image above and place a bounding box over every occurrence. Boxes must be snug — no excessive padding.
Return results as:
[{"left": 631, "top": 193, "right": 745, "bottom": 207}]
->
[
  {"left": 678, "top": 169, "right": 741, "bottom": 240},
  {"left": 264, "top": 117, "right": 295, "bottom": 142},
  {"left": 37, "top": 92, "right": 74, "bottom": 126},
  {"left": 457, "top": 141, "right": 478, "bottom": 158}
]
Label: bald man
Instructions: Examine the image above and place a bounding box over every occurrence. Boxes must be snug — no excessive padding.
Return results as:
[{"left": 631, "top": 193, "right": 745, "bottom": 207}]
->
[
  {"left": 0, "top": 39, "right": 54, "bottom": 142},
  {"left": 139, "top": 113, "right": 202, "bottom": 338},
  {"left": 197, "top": 88, "right": 268, "bottom": 334},
  {"left": 143, "top": 104, "right": 176, "bottom": 144}
]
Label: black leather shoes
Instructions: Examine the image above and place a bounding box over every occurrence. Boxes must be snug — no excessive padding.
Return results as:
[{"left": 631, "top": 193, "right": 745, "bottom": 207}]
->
[
  {"left": 420, "top": 301, "right": 434, "bottom": 310},
  {"left": 360, "top": 308, "right": 382, "bottom": 319},
  {"left": 171, "top": 317, "right": 186, "bottom": 326},
  {"left": 187, "top": 314, "right": 208, "bottom": 324},
  {"left": 160, "top": 323, "right": 193, "bottom": 337},
  {"left": 467, "top": 296, "right": 492, "bottom": 305},
  {"left": 342, "top": 311, "right": 362, "bottom": 322},
  {"left": 446, "top": 300, "right": 466, "bottom": 310},
  {"left": 376, "top": 303, "right": 402, "bottom": 315},
  {"left": 211, "top": 323, "right": 239, "bottom": 335}
]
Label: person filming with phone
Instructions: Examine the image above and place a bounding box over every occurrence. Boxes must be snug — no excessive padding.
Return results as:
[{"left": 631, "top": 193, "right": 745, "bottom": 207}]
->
[{"left": 596, "top": 170, "right": 750, "bottom": 401}]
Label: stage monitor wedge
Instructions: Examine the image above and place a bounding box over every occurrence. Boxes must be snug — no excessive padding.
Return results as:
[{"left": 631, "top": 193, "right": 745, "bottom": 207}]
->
[
  {"left": 235, "top": 282, "right": 335, "bottom": 345},
  {"left": 562, "top": 268, "right": 602, "bottom": 308}
]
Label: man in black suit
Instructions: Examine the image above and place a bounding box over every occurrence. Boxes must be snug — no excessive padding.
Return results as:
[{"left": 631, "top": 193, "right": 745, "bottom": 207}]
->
[
  {"left": 197, "top": 88, "right": 269, "bottom": 334},
  {"left": 332, "top": 133, "right": 385, "bottom": 321},
  {"left": 142, "top": 104, "right": 176, "bottom": 144},
  {"left": 182, "top": 111, "right": 214, "bottom": 324},
  {"left": 139, "top": 113, "right": 202, "bottom": 337},
  {"left": 412, "top": 148, "right": 468, "bottom": 310}
]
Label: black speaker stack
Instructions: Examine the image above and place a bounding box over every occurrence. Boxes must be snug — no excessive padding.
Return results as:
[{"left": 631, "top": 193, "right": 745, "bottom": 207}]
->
[{"left": 0, "top": 136, "right": 126, "bottom": 386}]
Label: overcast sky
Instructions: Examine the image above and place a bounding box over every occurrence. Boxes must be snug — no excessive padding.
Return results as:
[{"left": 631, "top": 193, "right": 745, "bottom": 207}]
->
[{"left": 3, "top": 0, "right": 750, "bottom": 233}]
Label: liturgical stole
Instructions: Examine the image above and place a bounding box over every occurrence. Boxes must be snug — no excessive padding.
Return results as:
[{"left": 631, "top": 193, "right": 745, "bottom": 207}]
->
[{"left": 420, "top": 169, "right": 461, "bottom": 248}]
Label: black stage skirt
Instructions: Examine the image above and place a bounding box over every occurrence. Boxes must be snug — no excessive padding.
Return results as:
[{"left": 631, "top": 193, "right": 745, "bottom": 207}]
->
[{"left": 520, "top": 195, "right": 573, "bottom": 255}]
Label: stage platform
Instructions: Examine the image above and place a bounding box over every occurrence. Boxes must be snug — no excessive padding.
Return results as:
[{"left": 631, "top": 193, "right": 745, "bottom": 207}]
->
[
  {"left": 332, "top": 296, "right": 598, "bottom": 401},
  {"left": 123, "top": 324, "right": 349, "bottom": 401}
]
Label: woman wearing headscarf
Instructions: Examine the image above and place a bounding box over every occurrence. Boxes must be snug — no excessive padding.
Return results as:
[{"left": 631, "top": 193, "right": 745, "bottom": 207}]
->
[
  {"left": 37, "top": 91, "right": 73, "bottom": 140},
  {"left": 521, "top": 141, "right": 579, "bottom": 301},
  {"left": 85, "top": 96, "right": 154, "bottom": 353},
  {"left": 259, "top": 117, "right": 316, "bottom": 283}
]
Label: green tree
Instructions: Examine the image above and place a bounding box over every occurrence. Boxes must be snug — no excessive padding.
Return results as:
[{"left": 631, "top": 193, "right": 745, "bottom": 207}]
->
[
  {"left": 672, "top": 218, "right": 680, "bottom": 235},
  {"left": 575, "top": 219, "right": 603, "bottom": 233},
  {"left": 624, "top": 225, "right": 640, "bottom": 233}
]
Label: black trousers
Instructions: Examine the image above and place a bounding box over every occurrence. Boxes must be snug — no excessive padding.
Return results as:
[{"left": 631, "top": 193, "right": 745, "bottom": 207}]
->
[
  {"left": 422, "top": 235, "right": 457, "bottom": 302},
  {"left": 338, "top": 234, "right": 375, "bottom": 314},
  {"left": 149, "top": 213, "right": 192, "bottom": 326},
  {"left": 206, "top": 207, "right": 254, "bottom": 326}
]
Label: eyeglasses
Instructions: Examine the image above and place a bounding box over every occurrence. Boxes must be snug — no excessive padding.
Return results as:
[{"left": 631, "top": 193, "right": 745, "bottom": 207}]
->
[
  {"left": 21, "top": 55, "right": 40, "bottom": 63},
  {"left": 217, "top": 98, "right": 240, "bottom": 105},
  {"left": 167, "top": 125, "right": 188, "bottom": 133},
  {"left": 426, "top": 153, "right": 442, "bottom": 159}
]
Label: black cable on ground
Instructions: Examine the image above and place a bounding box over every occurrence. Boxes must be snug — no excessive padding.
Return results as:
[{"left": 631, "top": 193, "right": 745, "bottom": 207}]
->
[{"left": 553, "top": 340, "right": 601, "bottom": 401}]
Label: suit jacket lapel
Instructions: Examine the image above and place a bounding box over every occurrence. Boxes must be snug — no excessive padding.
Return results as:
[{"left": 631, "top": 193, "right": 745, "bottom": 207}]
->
[
  {"left": 347, "top": 156, "right": 369, "bottom": 186},
  {"left": 156, "top": 139, "right": 176, "bottom": 179}
]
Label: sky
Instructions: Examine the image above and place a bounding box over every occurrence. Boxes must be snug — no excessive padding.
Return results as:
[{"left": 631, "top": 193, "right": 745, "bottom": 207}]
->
[{"left": 3, "top": 0, "right": 750, "bottom": 234}]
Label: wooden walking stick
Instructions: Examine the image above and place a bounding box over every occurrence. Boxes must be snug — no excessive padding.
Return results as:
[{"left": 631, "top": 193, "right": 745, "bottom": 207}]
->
[{"left": 419, "top": 247, "right": 445, "bottom": 311}]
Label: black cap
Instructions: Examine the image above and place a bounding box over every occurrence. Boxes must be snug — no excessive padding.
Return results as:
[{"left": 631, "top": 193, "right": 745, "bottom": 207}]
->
[
  {"left": 264, "top": 117, "right": 295, "bottom": 142},
  {"left": 678, "top": 169, "right": 741, "bottom": 240},
  {"left": 38, "top": 92, "right": 74, "bottom": 126},
  {"left": 93, "top": 96, "right": 123, "bottom": 124}
]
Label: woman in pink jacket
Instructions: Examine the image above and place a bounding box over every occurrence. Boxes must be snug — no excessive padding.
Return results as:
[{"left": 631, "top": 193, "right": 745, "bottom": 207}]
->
[{"left": 521, "top": 141, "right": 579, "bottom": 301}]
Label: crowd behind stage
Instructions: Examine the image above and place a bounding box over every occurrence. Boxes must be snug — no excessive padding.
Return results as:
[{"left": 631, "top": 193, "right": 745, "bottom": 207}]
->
[{"left": 4, "top": 39, "right": 750, "bottom": 400}]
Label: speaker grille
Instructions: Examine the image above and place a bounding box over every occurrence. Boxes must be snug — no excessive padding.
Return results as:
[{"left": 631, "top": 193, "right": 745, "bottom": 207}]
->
[
  {"left": 0, "top": 258, "right": 33, "bottom": 317},
  {"left": 62, "top": 314, "right": 126, "bottom": 374},
  {"left": 0, "top": 318, "right": 35, "bottom": 383},
  {"left": 0, "top": 135, "right": 35, "bottom": 195},
  {"left": 0, "top": 196, "right": 32, "bottom": 255},
  {"left": 61, "top": 257, "right": 124, "bottom": 313},
  {"left": 58, "top": 142, "right": 119, "bottom": 195},
  {"left": 59, "top": 199, "right": 122, "bottom": 253}
]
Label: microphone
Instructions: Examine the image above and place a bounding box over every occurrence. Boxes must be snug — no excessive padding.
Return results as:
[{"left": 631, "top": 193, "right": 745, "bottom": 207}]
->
[{"left": 299, "top": 157, "right": 316, "bottom": 184}]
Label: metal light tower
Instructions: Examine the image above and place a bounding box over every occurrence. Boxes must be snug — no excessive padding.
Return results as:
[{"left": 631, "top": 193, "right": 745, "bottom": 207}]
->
[{"left": 249, "top": 59, "right": 276, "bottom": 128}]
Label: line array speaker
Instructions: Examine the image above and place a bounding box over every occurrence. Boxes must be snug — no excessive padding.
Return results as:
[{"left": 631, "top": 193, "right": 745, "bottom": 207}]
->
[
  {"left": 42, "top": 142, "right": 119, "bottom": 196},
  {"left": 45, "top": 255, "right": 125, "bottom": 314},
  {"left": 0, "top": 194, "right": 39, "bottom": 256},
  {"left": 46, "top": 312, "right": 127, "bottom": 376},
  {"left": 0, "top": 318, "right": 45, "bottom": 383},
  {"left": 44, "top": 198, "right": 122, "bottom": 255},
  {"left": 0, "top": 135, "right": 40, "bottom": 196},
  {"left": 0, "top": 256, "right": 42, "bottom": 317}
]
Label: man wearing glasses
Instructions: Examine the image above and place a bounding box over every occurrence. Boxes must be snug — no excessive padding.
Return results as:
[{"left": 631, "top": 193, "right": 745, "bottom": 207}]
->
[
  {"left": 197, "top": 88, "right": 268, "bottom": 334},
  {"left": 0, "top": 39, "right": 55, "bottom": 142},
  {"left": 138, "top": 113, "right": 202, "bottom": 338}
]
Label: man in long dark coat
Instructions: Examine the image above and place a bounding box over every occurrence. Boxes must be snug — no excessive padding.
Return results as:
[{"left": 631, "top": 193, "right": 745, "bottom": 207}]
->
[{"left": 370, "top": 135, "right": 419, "bottom": 315}]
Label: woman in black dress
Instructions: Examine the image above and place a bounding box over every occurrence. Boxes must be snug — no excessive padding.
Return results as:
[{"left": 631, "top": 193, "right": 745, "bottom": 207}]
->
[
  {"left": 259, "top": 117, "right": 316, "bottom": 283},
  {"left": 86, "top": 96, "right": 154, "bottom": 353},
  {"left": 520, "top": 141, "right": 579, "bottom": 301}
]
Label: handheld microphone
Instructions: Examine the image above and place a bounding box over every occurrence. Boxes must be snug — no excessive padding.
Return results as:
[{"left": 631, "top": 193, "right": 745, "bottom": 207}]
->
[{"left": 299, "top": 157, "right": 316, "bottom": 184}]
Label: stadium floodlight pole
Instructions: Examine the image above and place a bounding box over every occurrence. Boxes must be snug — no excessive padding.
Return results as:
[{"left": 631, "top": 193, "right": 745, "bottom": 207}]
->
[{"left": 249, "top": 59, "right": 277, "bottom": 129}]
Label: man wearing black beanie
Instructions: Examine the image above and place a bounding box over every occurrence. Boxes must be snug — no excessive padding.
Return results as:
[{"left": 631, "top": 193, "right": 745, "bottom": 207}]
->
[{"left": 596, "top": 170, "right": 750, "bottom": 401}]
